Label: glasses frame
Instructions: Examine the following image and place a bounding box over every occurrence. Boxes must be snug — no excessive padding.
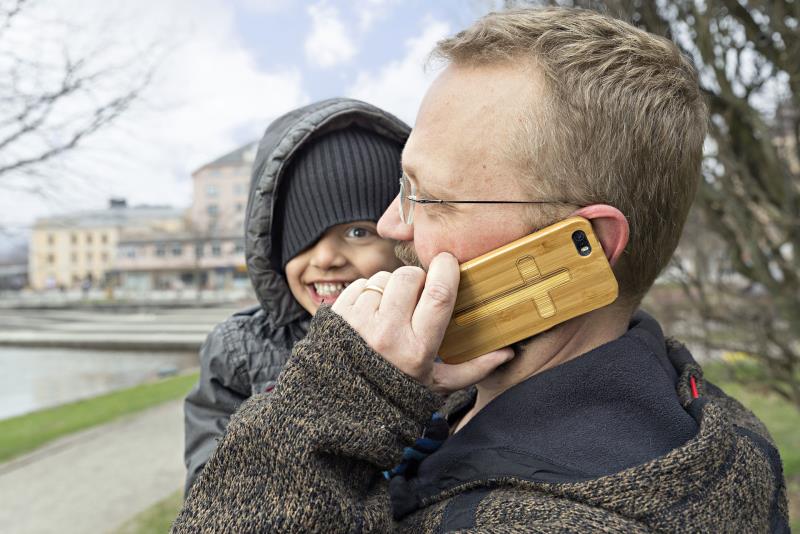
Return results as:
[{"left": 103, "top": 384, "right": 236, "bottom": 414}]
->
[{"left": 398, "top": 175, "right": 573, "bottom": 225}]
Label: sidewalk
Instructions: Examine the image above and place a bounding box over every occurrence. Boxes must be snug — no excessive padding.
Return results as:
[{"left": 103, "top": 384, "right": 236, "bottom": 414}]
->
[{"left": 0, "top": 400, "right": 185, "bottom": 534}]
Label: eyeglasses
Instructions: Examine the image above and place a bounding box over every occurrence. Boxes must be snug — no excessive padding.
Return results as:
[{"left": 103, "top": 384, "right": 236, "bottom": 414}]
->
[{"left": 398, "top": 173, "right": 573, "bottom": 225}]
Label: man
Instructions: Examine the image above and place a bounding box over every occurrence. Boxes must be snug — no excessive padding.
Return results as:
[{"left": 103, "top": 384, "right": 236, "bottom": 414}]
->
[{"left": 174, "top": 7, "right": 788, "bottom": 533}]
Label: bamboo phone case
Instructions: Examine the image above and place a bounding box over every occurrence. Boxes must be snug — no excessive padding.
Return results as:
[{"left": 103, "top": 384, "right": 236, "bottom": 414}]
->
[{"left": 438, "top": 217, "right": 618, "bottom": 364}]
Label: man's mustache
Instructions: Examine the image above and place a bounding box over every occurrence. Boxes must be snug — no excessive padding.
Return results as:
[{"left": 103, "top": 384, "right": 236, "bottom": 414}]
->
[{"left": 394, "top": 241, "right": 423, "bottom": 269}]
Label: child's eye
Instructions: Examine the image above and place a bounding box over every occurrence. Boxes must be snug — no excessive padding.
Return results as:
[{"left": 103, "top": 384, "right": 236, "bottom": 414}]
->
[{"left": 345, "top": 226, "right": 372, "bottom": 239}]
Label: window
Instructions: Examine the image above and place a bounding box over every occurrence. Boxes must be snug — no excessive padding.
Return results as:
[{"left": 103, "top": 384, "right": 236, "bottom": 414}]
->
[
  {"left": 118, "top": 246, "right": 136, "bottom": 259},
  {"left": 71, "top": 252, "right": 77, "bottom": 263},
  {"left": 171, "top": 243, "right": 183, "bottom": 256},
  {"left": 71, "top": 234, "right": 77, "bottom": 245},
  {"left": 47, "top": 234, "right": 55, "bottom": 246},
  {"left": 86, "top": 252, "right": 93, "bottom": 262},
  {"left": 101, "top": 234, "right": 108, "bottom": 244},
  {"left": 207, "top": 204, "right": 219, "bottom": 217},
  {"left": 235, "top": 202, "right": 244, "bottom": 213},
  {"left": 234, "top": 183, "right": 246, "bottom": 195},
  {"left": 234, "top": 240, "right": 245, "bottom": 254},
  {"left": 86, "top": 234, "right": 93, "bottom": 244},
  {"left": 47, "top": 254, "right": 55, "bottom": 264},
  {"left": 211, "top": 242, "right": 222, "bottom": 257},
  {"left": 206, "top": 184, "right": 219, "bottom": 197},
  {"left": 101, "top": 252, "right": 108, "bottom": 262},
  {"left": 195, "top": 243, "right": 204, "bottom": 258},
  {"left": 155, "top": 244, "right": 166, "bottom": 257}
]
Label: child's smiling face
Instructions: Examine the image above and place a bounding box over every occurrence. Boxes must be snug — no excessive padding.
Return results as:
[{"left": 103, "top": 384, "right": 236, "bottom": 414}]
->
[{"left": 285, "top": 220, "right": 402, "bottom": 314}]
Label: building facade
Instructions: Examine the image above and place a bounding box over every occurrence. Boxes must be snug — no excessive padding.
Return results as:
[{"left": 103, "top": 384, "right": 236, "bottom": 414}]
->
[
  {"left": 190, "top": 142, "right": 255, "bottom": 237},
  {"left": 109, "top": 142, "right": 256, "bottom": 292},
  {"left": 28, "top": 200, "right": 185, "bottom": 290},
  {"left": 27, "top": 142, "right": 257, "bottom": 294},
  {"left": 112, "top": 233, "right": 248, "bottom": 292}
]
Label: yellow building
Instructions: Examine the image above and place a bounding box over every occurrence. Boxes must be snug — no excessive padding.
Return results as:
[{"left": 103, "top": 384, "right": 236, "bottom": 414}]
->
[
  {"left": 28, "top": 200, "right": 185, "bottom": 290},
  {"left": 28, "top": 142, "right": 257, "bottom": 292}
]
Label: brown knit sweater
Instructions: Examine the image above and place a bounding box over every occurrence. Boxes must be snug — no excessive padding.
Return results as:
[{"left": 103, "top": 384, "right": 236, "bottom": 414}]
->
[{"left": 172, "top": 307, "right": 788, "bottom": 533}]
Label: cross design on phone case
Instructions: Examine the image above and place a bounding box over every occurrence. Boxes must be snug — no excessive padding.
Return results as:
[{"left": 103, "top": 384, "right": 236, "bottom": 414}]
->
[
  {"left": 515, "top": 256, "right": 571, "bottom": 318},
  {"left": 454, "top": 255, "right": 572, "bottom": 326}
]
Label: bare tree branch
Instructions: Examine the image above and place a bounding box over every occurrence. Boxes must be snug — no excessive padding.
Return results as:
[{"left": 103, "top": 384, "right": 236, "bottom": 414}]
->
[
  {"left": 0, "top": 71, "right": 148, "bottom": 176},
  {"left": 0, "top": 1, "right": 160, "bottom": 198},
  {"left": 0, "top": 0, "right": 26, "bottom": 35}
]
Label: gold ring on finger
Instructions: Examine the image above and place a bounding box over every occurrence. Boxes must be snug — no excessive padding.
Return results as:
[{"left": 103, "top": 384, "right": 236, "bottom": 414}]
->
[{"left": 362, "top": 284, "right": 385, "bottom": 296}]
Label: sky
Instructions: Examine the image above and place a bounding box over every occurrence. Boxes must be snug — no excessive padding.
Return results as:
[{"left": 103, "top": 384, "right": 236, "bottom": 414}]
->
[{"left": 0, "top": 0, "right": 502, "bottom": 245}]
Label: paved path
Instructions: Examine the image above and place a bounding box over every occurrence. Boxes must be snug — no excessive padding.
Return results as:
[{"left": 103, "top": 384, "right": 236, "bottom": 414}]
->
[{"left": 0, "top": 400, "right": 186, "bottom": 534}]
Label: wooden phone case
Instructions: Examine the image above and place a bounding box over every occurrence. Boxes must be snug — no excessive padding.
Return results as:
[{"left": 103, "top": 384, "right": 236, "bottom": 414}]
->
[{"left": 438, "top": 217, "right": 618, "bottom": 364}]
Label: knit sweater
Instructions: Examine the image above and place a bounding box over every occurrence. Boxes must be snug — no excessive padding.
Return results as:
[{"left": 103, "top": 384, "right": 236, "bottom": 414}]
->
[{"left": 172, "top": 306, "right": 788, "bottom": 533}]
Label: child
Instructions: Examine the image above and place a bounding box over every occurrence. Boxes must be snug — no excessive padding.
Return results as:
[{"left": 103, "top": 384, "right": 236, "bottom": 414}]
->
[{"left": 183, "top": 99, "right": 409, "bottom": 493}]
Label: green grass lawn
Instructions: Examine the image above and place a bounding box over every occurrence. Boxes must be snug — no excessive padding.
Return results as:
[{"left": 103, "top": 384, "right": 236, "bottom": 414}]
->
[
  {"left": 115, "top": 489, "right": 183, "bottom": 534},
  {"left": 0, "top": 372, "right": 199, "bottom": 464},
  {"left": 120, "top": 365, "right": 800, "bottom": 533}
]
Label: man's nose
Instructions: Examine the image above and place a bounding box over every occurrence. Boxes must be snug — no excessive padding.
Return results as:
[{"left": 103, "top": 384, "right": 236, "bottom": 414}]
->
[
  {"left": 309, "top": 237, "right": 347, "bottom": 270},
  {"left": 377, "top": 196, "right": 413, "bottom": 241}
]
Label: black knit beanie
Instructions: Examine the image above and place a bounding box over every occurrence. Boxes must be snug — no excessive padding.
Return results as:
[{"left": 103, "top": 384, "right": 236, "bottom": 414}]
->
[{"left": 275, "top": 125, "right": 402, "bottom": 269}]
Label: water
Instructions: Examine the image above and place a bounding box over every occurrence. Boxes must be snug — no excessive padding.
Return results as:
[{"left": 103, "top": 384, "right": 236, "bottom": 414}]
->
[{"left": 0, "top": 347, "right": 198, "bottom": 419}]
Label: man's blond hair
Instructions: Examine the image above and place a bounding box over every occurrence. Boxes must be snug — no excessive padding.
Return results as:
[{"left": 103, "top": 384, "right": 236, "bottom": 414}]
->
[{"left": 434, "top": 7, "right": 708, "bottom": 306}]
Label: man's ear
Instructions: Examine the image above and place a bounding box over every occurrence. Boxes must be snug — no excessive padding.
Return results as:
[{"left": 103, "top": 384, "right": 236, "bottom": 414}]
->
[{"left": 572, "top": 205, "right": 628, "bottom": 267}]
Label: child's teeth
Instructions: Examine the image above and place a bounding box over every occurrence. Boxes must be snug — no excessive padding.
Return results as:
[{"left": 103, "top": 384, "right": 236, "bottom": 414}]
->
[{"left": 314, "top": 282, "right": 346, "bottom": 296}]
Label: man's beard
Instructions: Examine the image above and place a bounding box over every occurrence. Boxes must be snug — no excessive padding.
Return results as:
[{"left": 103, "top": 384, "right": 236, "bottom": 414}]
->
[
  {"left": 510, "top": 336, "right": 533, "bottom": 358},
  {"left": 394, "top": 241, "right": 423, "bottom": 269}
]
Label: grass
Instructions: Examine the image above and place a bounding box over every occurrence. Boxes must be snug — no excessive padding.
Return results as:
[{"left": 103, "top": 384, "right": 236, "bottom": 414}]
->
[
  {"left": 114, "top": 489, "right": 183, "bottom": 534},
  {"left": 0, "top": 372, "right": 199, "bottom": 464}
]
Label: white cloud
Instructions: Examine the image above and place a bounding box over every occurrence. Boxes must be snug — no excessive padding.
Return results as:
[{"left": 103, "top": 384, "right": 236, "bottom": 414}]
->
[
  {"left": 0, "top": 0, "right": 309, "bottom": 227},
  {"left": 304, "top": 1, "right": 358, "bottom": 69},
  {"left": 347, "top": 17, "right": 450, "bottom": 125},
  {"left": 239, "top": 0, "right": 293, "bottom": 13},
  {"left": 356, "top": 0, "right": 399, "bottom": 33}
]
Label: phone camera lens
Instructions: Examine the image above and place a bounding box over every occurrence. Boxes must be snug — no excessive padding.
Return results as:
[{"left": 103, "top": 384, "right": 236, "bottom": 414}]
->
[{"left": 572, "top": 230, "right": 592, "bottom": 256}]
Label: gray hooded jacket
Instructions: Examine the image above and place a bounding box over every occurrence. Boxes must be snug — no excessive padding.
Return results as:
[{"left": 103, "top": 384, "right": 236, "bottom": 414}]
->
[{"left": 183, "top": 98, "right": 411, "bottom": 493}]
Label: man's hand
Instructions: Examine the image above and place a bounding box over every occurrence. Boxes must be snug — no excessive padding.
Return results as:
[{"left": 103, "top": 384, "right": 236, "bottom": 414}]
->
[{"left": 332, "top": 252, "right": 514, "bottom": 395}]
